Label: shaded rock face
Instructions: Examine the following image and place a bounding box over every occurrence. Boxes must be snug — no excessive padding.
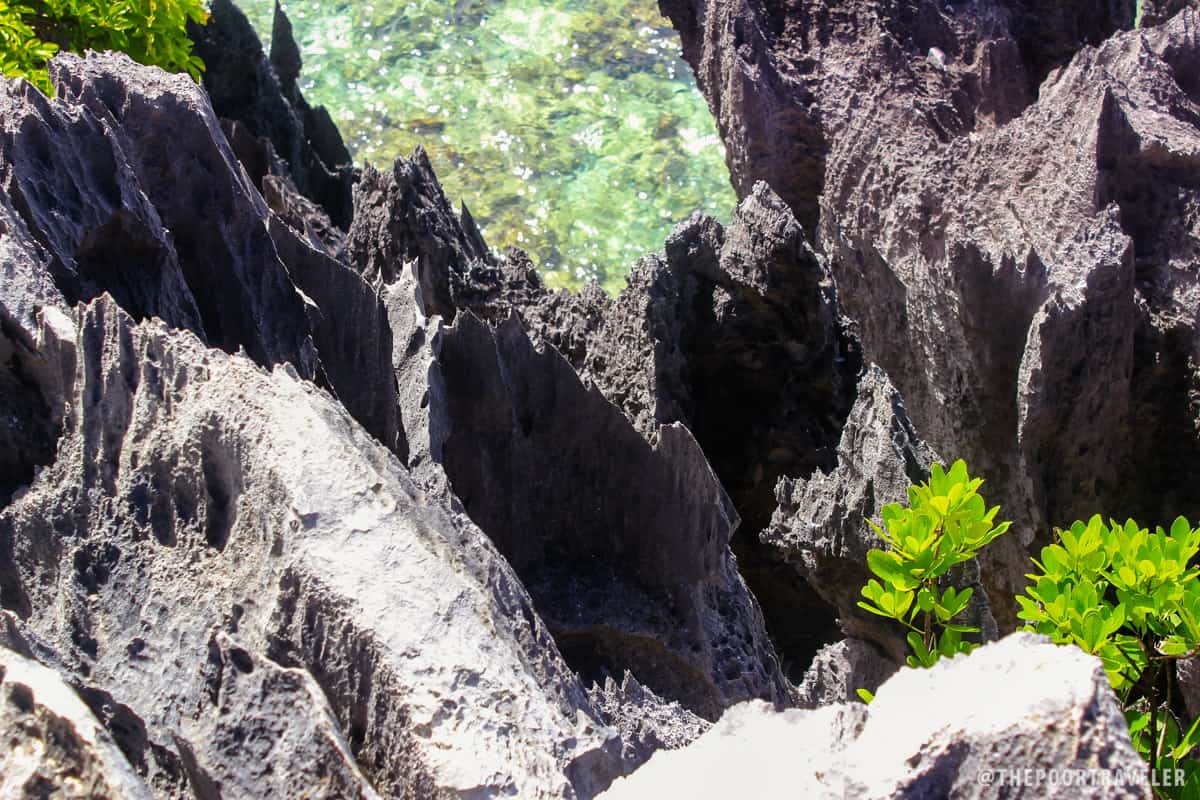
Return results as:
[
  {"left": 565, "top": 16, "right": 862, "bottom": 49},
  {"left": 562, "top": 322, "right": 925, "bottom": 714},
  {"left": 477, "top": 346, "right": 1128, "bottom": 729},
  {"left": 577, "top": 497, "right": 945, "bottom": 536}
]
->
[
  {"left": 433, "top": 314, "right": 783, "bottom": 718},
  {"left": 764, "top": 367, "right": 936, "bottom": 661},
  {"left": 601, "top": 633, "right": 1151, "bottom": 800},
  {"left": 0, "top": 52, "right": 404, "bottom": 460},
  {"left": 189, "top": 0, "right": 356, "bottom": 231},
  {"left": 457, "top": 187, "right": 883, "bottom": 676},
  {"left": 343, "top": 155, "right": 937, "bottom": 684},
  {"left": 661, "top": 0, "right": 1200, "bottom": 623},
  {"left": 343, "top": 154, "right": 794, "bottom": 718}
]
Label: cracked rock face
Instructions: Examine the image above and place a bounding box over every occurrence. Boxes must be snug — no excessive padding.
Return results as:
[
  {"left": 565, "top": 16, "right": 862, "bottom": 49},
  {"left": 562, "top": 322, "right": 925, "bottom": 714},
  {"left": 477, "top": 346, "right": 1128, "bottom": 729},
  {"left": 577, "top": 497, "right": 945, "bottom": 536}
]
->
[{"left": 660, "top": 0, "right": 1200, "bottom": 626}]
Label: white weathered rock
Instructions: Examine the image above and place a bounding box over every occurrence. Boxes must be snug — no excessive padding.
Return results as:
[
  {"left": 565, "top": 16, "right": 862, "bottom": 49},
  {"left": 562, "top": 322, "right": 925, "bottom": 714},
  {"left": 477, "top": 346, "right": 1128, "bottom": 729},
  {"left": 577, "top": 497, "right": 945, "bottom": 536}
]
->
[
  {"left": 0, "top": 644, "right": 153, "bottom": 799},
  {"left": 601, "top": 633, "right": 1151, "bottom": 800}
]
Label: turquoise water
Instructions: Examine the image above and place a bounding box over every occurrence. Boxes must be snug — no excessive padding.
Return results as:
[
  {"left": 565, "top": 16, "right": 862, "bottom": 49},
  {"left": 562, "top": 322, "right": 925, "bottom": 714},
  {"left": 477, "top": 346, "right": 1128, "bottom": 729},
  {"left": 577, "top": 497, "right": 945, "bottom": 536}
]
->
[{"left": 239, "top": 0, "right": 734, "bottom": 292}]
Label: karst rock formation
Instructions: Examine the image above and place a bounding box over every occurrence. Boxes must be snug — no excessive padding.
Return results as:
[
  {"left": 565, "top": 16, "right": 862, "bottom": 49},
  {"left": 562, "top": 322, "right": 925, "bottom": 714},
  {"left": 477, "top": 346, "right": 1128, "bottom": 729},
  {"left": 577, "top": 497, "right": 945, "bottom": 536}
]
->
[{"left": 0, "top": 0, "right": 1196, "bottom": 796}]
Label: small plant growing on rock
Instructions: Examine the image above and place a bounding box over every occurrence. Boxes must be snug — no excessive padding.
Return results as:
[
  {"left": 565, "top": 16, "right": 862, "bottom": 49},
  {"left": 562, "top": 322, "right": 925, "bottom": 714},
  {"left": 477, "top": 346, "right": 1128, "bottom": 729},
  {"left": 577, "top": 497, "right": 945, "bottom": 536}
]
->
[
  {"left": 856, "top": 460, "right": 1011, "bottom": 701},
  {"left": 0, "top": 0, "right": 209, "bottom": 94},
  {"left": 1018, "top": 515, "right": 1200, "bottom": 797}
]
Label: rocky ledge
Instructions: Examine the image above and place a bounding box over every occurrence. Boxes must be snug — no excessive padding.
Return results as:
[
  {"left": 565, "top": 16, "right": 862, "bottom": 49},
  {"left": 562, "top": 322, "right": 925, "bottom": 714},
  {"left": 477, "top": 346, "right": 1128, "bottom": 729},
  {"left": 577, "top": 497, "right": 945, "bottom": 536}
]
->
[{"left": 1, "top": 0, "right": 1197, "bottom": 797}]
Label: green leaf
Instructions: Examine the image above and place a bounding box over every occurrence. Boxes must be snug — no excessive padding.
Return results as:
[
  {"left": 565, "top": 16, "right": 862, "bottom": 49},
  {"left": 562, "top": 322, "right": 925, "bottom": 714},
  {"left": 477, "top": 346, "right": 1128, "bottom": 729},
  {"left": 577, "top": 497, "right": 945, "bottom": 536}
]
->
[
  {"left": 1159, "top": 636, "right": 1193, "bottom": 657},
  {"left": 856, "top": 687, "right": 874, "bottom": 704},
  {"left": 937, "top": 586, "right": 973, "bottom": 621},
  {"left": 906, "top": 632, "right": 937, "bottom": 668},
  {"left": 1170, "top": 715, "right": 1200, "bottom": 760},
  {"left": 1126, "top": 710, "right": 1150, "bottom": 736}
]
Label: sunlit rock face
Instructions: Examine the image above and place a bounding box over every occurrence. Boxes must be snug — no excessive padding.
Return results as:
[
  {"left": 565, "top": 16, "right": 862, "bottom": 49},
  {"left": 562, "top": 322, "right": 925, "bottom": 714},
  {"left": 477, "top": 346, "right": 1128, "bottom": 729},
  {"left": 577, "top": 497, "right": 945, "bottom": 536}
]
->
[
  {"left": 232, "top": 0, "right": 736, "bottom": 291},
  {"left": 5, "top": 0, "right": 1193, "bottom": 795},
  {"left": 600, "top": 633, "right": 1151, "bottom": 800}
]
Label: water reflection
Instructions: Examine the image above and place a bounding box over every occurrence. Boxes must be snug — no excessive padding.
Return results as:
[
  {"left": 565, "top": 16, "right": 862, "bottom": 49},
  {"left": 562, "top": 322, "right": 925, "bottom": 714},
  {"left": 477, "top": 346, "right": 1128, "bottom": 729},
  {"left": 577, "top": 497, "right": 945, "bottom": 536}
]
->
[{"left": 240, "top": 0, "right": 734, "bottom": 292}]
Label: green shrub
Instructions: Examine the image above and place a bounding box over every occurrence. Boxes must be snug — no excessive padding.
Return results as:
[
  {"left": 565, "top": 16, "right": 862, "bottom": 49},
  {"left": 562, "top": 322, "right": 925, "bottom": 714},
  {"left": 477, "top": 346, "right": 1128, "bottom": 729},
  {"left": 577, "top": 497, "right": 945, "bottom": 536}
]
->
[
  {"left": 0, "top": 0, "right": 209, "bottom": 94},
  {"left": 856, "top": 460, "right": 1012, "bottom": 701},
  {"left": 1019, "top": 515, "right": 1200, "bottom": 796},
  {"left": 857, "top": 461, "right": 1200, "bottom": 792}
]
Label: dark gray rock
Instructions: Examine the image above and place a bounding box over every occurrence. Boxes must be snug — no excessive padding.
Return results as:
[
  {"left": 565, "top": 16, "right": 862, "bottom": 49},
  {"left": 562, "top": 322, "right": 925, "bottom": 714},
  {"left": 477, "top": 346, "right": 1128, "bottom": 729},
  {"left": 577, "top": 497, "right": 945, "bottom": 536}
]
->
[
  {"left": 1178, "top": 655, "right": 1200, "bottom": 721},
  {"left": 343, "top": 153, "right": 493, "bottom": 307},
  {"left": 43, "top": 52, "right": 316, "bottom": 376},
  {"left": 266, "top": 215, "right": 406, "bottom": 460},
  {"left": 448, "top": 186, "right": 874, "bottom": 678},
  {"left": 660, "top": 0, "right": 1200, "bottom": 626},
  {"left": 0, "top": 80, "right": 204, "bottom": 337},
  {"left": 2, "top": 53, "right": 403, "bottom": 460},
  {"left": 763, "top": 366, "right": 978, "bottom": 661},
  {"left": 189, "top": 0, "right": 356, "bottom": 230},
  {"left": 430, "top": 311, "right": 790, "bottom": 718},
  {"left": 794, "top": 637, "right": 898, "bottom": 709},
  {"left": 346, "top": 152, "right": 795, "bottom": 718},
  {"left": 0, "top": 192, "right": 73, "bottom": 511}
]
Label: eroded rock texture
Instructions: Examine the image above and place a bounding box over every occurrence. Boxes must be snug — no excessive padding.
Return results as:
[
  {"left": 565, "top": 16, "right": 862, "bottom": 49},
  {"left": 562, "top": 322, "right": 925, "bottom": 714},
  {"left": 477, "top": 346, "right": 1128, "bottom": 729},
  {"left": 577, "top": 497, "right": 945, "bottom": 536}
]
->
[
  {"left": 0, "top": 293, "right": 624, "bottom": 798},
  {"left": 601, "top": 633, "right": 1152, "bottom": 799},
  {"left": 0, "top": 642, "right": 154, "bottom": 799},
  {"left": 0, "top": 52, "right": 404, "bottom": 459},
  {"left": 660, "top": 0, "right": 1200, "bottom": 625},
  {"left": 190, "top": 0, "right": 357, "bottom": 232},
  {"left": 344, "top": 153, "right": 796, "bottom": 718},
  {"left": 6, "top": 0, "right": 1190, "bottom": 792},
  {"left": 0, "top": 54, "right": 639, "bottom": 798}
]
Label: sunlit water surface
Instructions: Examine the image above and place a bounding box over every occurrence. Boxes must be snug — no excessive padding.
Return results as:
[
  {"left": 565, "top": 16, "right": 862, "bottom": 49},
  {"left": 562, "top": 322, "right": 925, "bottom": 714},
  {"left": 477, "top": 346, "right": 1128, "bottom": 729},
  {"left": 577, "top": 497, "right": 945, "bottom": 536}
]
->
[{"left": 240, "top": 0, "right": 735, "bottom": 292}]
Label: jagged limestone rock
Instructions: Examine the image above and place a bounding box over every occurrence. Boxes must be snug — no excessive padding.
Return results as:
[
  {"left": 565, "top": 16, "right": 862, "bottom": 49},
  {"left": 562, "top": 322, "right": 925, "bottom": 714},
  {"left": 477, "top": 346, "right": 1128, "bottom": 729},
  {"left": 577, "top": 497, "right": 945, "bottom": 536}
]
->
[
  {"left": 659, "top": 0, "right": 1200, "bottom": 626},
  {"left": 586, "top": 673, "right": 711, "bottom": 772},
  {"left": 793, "top": 637, "right": 898, "bottom": 710},
  {"left": 344, "top": 152, "right": 796, "bottom": 719},
  {"left": 1, "top": 53, "right": 403, "bottom": 459},
  {"left": 0, "top": 295, "right": 623, "bottom": 798},
  {"left": 189, "top": 0, "right": 357, "bottom": 231}
]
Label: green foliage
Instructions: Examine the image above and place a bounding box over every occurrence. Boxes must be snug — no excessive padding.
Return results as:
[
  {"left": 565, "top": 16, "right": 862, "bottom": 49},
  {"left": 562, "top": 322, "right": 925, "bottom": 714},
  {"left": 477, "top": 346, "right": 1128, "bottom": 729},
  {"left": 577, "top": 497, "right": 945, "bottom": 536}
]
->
[
  {"left": 858, "top": 460, "right": 1012, "bottom": 671},
  {"left": 1019, "top": 515, "right": 1200, "bottom": 795},
  {"left": 0, "top": 0, "right": 208, "bottom": 94},
  {"left": 858, "top": 461, "right": 1200, "bottom": 793}
]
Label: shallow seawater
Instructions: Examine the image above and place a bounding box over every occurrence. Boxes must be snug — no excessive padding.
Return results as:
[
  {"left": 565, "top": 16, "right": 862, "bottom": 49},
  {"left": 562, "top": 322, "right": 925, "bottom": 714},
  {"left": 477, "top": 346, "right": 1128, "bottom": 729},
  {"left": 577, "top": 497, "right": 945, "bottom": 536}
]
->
[{"left": 238, "top": 0, "right": 735, "bottom": 293}]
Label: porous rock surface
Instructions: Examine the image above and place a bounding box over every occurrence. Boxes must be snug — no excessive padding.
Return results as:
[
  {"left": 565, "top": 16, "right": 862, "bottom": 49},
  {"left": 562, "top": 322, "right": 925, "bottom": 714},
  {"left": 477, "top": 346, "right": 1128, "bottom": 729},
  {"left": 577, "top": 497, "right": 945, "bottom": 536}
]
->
[
  {"left": 3, "top": 0, "right": 1193, "bottom": 793},
  {"left": 0, "top": 641, "right": 153, "bottom": 799},
  {"left": 600, "top": 633, "right": 1152, "bottom": 799},
  {"left": 343, "top": 153, "right": 796, "bottom": 719},
  {"left": 0, "top": 292, "right": 623, "bottom": 798}
]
